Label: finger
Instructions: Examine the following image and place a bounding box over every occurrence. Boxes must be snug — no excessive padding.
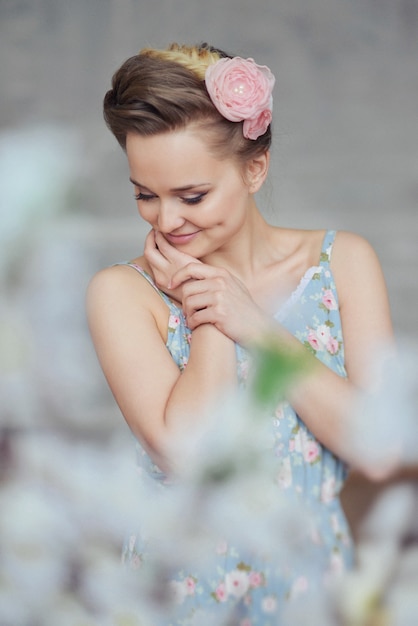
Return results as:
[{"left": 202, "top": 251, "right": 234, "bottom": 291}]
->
[
  {"left": 155, "top": 231, "right": 199, "bottom": 265},
  {"left": 186, "top": 307, "right": 220, "bottom": 331},
  {"left": 144, "top": 229, "right": 156, "bottom": 252},
  {"left": 170, "top": 263, "right": 222, "bottom": 289},
  {"left": 154, "top": 231, "right": 175, "bottom": 256},
  {"left": 183, "top": 291, "right": 212, "bottom": 317},
  {"left": 144, "top": 234, "right": 170, "bottom": 270}
]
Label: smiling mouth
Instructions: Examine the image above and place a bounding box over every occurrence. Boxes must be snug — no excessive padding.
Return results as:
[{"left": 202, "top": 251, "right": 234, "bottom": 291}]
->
[{"left": 164, "top": 231, "right": 201, "bottom": 244}]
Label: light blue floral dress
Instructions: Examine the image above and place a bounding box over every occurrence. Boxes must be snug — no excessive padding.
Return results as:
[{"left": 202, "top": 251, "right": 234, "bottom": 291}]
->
[{"left": 121, "top": 230, "right": 353, "bottom": 625}]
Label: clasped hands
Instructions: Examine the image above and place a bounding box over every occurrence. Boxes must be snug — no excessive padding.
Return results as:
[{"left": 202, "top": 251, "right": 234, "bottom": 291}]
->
[{"left": 144, "top": 230, "right": 265, "bottom": 344}]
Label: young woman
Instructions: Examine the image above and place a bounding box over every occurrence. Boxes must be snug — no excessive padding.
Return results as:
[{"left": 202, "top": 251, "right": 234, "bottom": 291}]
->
[{"left": 87, "top": 43, "right": 394, "bottom": 623}]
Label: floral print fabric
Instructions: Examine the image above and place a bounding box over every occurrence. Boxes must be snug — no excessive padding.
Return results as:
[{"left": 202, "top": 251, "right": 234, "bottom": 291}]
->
[{"left": 121, "top": 230, "right": 354, "bottom": 624}]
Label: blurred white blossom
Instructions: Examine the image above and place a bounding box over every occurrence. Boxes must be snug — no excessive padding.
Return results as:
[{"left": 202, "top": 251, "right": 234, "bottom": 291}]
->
[
  {"left": 344, "top": 341, "right": 418, "bottom": 476},
  {"left": 336, "top": 483, "right": 418, "bottom": 626},
  {"left": 0, "top": 430, "right": 144, "bottom": 626}
]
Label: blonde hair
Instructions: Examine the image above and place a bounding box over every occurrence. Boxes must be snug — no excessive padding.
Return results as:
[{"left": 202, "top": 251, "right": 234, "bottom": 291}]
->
[
  {"left": 139, "top": 43, "right": 222, "bottom": 80},
  {"left": 103, "top": 42, "right": 272, "bottom": 162}
]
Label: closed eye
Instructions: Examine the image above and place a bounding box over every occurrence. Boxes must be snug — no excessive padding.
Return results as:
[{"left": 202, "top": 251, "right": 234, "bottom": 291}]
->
[
  {"left": 182, "top": 192, "right": 207, "bottom": 205},
  {"left": 134, "top": 191, "right": 208, "bottom": 204},
  {"left": 134, "top": 192, "right": 155, "bottom": 201}
]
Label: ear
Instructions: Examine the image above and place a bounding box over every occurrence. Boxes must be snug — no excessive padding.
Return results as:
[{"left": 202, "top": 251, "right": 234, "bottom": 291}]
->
[{"left": 245, "top": 151, "right": 270, "bottom": 193}]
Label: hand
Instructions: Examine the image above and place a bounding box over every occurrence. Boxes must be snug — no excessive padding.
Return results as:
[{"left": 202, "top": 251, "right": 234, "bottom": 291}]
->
[
  {"left": 170, "top": 263, "right": 268, "bottom": 345},
  {"left": 144, "top": 230, "right": 202, "bottom": 302}
]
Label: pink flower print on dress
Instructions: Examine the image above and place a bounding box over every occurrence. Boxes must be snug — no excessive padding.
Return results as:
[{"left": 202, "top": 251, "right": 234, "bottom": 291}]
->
[
  {"left": 168, "top": 314, "right": 180, "bottom": 329},
  {"left": 322, "top": 289, "right": 338, "bottom": 311},
  {"left": 261, "top": 595, "right": 278, "bottom": 613},
  {"left": 214, "top": 582, "right": 228, "bottom": 602},
  {"left": 185, "top": 577, "right": 196, "bottom": 596},
  {"left": 326, "top": 336, "right": 339, "bottom": 355},
  {"left": 249, "top": 571, "right": 264, "bottom": 588},
  {"left": 225, "top": 569, "right": 250, "bottom": 598},
  {"left": 307, "top": 328, "right": 324, "bottom": 352},
  {"left": 303, "top": 440, "right": 321, "bottom": 464}
]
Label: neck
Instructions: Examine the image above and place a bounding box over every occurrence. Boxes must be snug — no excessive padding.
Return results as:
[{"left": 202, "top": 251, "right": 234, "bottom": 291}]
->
[{"left": 200, "top": 207, "right": 274, "bottom": 283}]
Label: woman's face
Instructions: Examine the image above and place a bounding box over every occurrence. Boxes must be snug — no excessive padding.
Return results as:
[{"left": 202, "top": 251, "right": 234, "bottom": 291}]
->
[{"left": 126, "top": 128, "right": 259, "bottom": 259}]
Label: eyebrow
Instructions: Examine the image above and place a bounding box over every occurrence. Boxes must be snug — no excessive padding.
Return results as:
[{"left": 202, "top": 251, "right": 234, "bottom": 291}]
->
[{"left": 129, "top": 177, "right": 210, "bottom": 192}]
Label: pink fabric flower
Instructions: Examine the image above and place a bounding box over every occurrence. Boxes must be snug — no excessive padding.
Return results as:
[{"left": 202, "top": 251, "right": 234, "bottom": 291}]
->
[{"left": 205, "top": 57, "right": 275, "bottom": 140}]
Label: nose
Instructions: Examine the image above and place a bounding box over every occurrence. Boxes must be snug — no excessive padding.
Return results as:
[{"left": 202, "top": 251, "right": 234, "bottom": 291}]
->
[{"left": 157, "top": 200, "right": 185, "bottom": 233}]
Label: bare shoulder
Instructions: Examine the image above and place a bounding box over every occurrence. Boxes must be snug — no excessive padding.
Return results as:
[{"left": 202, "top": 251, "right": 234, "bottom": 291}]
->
[
  {"left": 87, "top": 261, "right": 154, "bottom": 309},
  {"left": 87, "top": 263, "right": 140, "bottom": 298},
  {"left": 86, "top": 261, "right": 168, "bottom": 338},
  {"left": 333, "top": 230, "right": 378, "bottom": 257},
  {"left": 331, "top": 230, "right": 392, "bottom": 327},
  {"left": 331, "top": 230, "right": 384, "bottom": 280}
]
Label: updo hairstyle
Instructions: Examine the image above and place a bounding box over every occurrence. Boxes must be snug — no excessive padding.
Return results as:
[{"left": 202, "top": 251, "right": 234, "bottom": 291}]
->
[{"left": 103, "top": 43, "right": 272, "bottom": 164}]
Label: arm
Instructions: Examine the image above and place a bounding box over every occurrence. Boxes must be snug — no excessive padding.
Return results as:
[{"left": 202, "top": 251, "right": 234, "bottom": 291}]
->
[
  {"left": 287, "top": 232, "right": 394, "bottom": 455},
  {"left": 170, "top": 232, "right": 395, "bottom": 472},
  {"left": 86, "top": 265, "right": 236, "bottom": 473}
]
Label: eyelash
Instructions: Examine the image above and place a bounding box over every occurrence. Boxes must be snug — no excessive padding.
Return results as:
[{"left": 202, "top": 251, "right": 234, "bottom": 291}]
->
[
  {"left": 134, "top": 192, "right": 154, "bottom": 202},
  {"left": 134, "top": 192, "right": 207, "bottom": 206}
]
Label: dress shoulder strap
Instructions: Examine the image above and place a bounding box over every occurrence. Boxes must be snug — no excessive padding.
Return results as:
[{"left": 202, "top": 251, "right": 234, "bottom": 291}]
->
[
  {"left": 115, "top": 262, "right": 173, "bottom": 307},
  {"left": 319, "top": 230, "right": 337, "bottom": 267}
]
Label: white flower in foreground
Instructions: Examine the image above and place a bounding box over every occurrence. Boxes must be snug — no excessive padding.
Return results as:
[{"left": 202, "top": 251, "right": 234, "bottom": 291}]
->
[
  {"left": 336, "top": 483, "right": 418, "bottom": 625},
  {"left": 345, "top": 342, "right": 418, "bottom": 476}
]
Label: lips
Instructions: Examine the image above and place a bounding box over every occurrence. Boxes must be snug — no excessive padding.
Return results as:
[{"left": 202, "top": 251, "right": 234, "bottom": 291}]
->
[{"left": 164, "top": 231, "right": 201, "bottom": 245}]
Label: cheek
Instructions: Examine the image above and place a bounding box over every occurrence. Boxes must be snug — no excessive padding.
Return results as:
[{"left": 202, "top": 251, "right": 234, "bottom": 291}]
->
[
  {"left": 206, "top": 187, "right": 247, "bottom": 224},
  {"left": 137, "top": 204, "right": 156, "bottom": 223}
]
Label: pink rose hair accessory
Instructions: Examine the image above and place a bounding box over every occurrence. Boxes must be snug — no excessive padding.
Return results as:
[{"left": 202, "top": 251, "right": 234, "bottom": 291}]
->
[{"left": 205, "top": 56, "right": 275, "bottom": 140}]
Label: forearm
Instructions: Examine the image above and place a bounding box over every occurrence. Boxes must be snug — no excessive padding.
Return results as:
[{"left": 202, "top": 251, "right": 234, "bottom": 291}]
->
[
  {"left": 246, "top": 321, "right": 357, "bottom": 463},
  {"left": 164, "top": 323, "right": 238, "bottom": 435}
]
